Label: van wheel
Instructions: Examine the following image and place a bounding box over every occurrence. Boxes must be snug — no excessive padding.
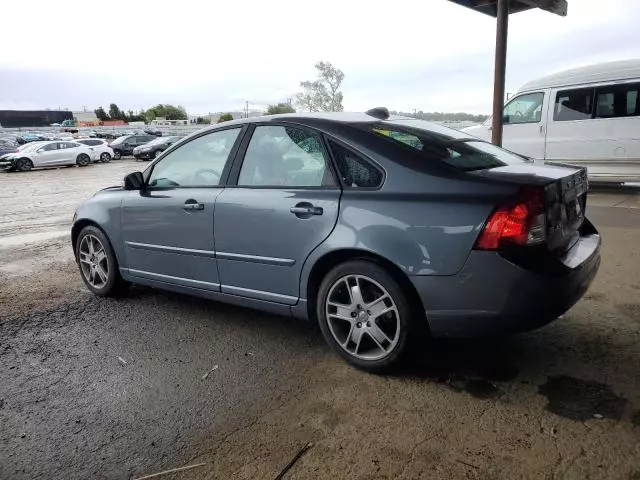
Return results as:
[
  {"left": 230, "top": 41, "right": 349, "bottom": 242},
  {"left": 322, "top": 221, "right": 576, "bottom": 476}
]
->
[{"left": 317, "top": 260, "right": 414, "bottom": 372}]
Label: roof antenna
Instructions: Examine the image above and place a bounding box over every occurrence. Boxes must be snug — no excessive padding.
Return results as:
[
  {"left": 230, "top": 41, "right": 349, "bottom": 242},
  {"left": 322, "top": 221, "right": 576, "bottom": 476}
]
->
[{"left": 365, "top": 107, "right": 390, "bottom": 120}]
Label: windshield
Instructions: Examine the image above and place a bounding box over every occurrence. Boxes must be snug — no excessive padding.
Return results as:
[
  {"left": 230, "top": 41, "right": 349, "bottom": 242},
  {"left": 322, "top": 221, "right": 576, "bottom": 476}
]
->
[
  {"left": 110, "top": 136, "right": 128, "bottom": 145},
  {"left": 370, "top": 120, "right": 526, "bottom": 171}
]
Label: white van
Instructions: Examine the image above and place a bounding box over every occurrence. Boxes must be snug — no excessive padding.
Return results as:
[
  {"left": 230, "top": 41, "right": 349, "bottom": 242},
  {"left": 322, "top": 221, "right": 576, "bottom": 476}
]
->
[{"left": 463, "top": 59, "right": 640, "bottom": 183}]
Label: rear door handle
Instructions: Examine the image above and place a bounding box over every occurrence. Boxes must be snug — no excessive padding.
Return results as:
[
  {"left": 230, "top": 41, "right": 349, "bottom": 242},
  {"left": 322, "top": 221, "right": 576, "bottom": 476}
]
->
[
  {"left": 290, "top": 204, "right": 323, "bottom": 217},
  {"left": 183, "top": 199, "right": 204, "bottom": 211}
]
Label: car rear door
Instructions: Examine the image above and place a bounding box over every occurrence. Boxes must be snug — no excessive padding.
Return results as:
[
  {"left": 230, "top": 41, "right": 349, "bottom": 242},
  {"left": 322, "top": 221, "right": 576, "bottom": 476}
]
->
[
  {"left": 120, "top": 127, "right": 244, "bottom": 290},
  {"left": 214, "top": 123, "right": 341, "bottom": 305}
]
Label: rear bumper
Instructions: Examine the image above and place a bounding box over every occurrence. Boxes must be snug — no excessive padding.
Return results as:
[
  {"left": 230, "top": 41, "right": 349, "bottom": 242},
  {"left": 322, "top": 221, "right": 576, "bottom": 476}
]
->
[{"left": 410, "top": 225, "right": 601, "bottom": 339}]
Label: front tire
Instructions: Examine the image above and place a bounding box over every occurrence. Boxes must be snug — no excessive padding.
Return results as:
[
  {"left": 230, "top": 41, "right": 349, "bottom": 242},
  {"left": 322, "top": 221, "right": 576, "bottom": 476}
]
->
[
  {"left": 75, "top": 225, "right": 126, "bottom": 297},
  {"left": 16, "top": 158, "right": 33, "bottom": 172},
  {"left": 76, "top": 154, "right": 91, "bottom": 166},
  {"left": 317, "top": 260, "right": 415, "bottom": 372},
  {"left": 100, "top": 152, "right": 112, "bottom": 163}
]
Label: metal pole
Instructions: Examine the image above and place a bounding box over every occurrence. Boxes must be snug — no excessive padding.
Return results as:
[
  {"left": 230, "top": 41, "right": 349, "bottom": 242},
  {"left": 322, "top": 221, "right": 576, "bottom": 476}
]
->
[{"left": 492, "top": 0, "right": 509, "bottom": 146}]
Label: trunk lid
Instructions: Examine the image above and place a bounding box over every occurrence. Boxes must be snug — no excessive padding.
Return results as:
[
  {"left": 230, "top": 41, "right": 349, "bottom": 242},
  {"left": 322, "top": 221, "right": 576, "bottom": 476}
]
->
[{"left": 471, "top": 163, "right": 589, "bottom": 252}]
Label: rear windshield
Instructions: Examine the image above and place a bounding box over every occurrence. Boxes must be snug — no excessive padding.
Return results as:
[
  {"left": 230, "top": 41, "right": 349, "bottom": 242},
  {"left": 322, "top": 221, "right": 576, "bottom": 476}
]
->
[{"left": 370, "top": 119, "right": 527, "bottom": 171}]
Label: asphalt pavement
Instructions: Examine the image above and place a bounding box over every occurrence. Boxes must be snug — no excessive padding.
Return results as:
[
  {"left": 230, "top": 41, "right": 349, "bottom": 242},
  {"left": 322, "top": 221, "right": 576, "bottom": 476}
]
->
[{"left": 1, "top": 162, "right": 639, "bottom": 479}]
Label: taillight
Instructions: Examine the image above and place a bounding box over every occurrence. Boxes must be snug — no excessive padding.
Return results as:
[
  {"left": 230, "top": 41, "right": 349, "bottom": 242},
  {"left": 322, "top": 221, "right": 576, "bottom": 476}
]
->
[{"left": 475, "top": 188, "right": 546, "bottom": 250}]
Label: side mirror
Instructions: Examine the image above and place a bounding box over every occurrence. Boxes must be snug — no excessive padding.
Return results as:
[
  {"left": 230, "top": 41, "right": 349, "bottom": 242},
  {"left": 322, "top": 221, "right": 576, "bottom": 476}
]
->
[{"left": 124, "top": 171, "right": 144, "bottom": 190}]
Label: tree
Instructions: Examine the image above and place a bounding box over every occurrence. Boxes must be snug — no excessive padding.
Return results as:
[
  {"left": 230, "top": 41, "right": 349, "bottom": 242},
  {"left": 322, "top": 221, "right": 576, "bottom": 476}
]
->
[
  {"left": 146, "top": 104, "right": 188, "bottom": 121},
  {"left": 265, "top": 103, "right": 296, "bottom": 115},
  {"left": 296, "top": 61, "right": 344, "bottom": 112},
  {"left": 196, "top": 116, "right": 211, "bottom": 124},
  {"left": 217, "top": 113, "right": 234, "bottom": 123},
  {"left": 94, "top": 106, "right": 109, "bottom": 121},
  {"left": 108, "top": 103, "right": 124, "bottom": 121}
]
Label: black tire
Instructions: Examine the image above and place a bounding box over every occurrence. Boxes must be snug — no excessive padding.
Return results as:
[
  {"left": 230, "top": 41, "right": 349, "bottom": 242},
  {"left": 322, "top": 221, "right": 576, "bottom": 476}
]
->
[
  {"left": 75, "top": 225, "right": 127, "bottom": 297},
  {"left": 16, "top": 158, "right": 33, "bottom": 172},
  {"left": 76, "top": 154, "right": 91, "bottom": 166},
  {"left": 151, "top": 150, "right": 158, "bottom": 159},
  {"left": 316, "top": 260, "right": 416, "bottom": 373},
  {"left": 100, "top": 152, "right": 112, "bottom": 163},
  {"left": 113, "top": 150, "right": 122, "bottom": 160}
]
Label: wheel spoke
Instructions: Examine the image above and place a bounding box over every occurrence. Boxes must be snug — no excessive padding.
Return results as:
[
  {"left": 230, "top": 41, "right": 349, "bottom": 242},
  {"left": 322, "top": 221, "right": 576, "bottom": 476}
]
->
[
  {"left": 365, "top": 330, "right": 385, "bottom": 352},
  {"left": 342, "top": 322, "right": 355, "bottom": 348},
  {"left": 367, "top": 295, "right": 390, "bottom": 316},
  {"left": 352, "top": 328, "right": 364, "bottom": 354},
  {"left": 79, "top": 251, "right": 91, "bottom": 264},
  {"left": 349, "top": 277, "right": 365, "bottom": 307},
  {"left": 327, "top": 302, "right": 353, "bottom": 321},
  {"left": 96, "top": 265, "right": 108, "bottom": 284},
  {"left": 369, "top": 322, "right": 392, "bottom": 345},
  {"left": 89, "top": 268, "right": 95, "bottom": 284},
  {"left": 95, "top": 250, "right": 106, "bottom": 263},
  {"left": 87, "top": 237, "right": 95, "bottom": 254}
]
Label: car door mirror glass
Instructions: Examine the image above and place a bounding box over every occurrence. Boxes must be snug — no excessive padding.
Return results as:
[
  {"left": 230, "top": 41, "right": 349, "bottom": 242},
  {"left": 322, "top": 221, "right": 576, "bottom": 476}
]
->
[{"left": 124, "top": 171, "right": 144, "bottom": 190}]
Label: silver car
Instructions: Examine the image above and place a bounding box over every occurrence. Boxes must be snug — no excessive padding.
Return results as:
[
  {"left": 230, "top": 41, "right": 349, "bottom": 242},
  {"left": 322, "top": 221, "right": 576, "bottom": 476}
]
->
[
  {"left": 0, "top": 140, "right": 94, "bottom": 171},
  {"left": 71, "top": 109, "right": 601, "bottom": 371}
]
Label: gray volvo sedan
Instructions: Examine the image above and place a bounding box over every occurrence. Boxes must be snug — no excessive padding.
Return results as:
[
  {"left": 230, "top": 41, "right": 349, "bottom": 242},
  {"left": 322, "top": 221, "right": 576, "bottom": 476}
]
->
[{"left": 71, "top": 109, "right": 601, "bottom": 371}]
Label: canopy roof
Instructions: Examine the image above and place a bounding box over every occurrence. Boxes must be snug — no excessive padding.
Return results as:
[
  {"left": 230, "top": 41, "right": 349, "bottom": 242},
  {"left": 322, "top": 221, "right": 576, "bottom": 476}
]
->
[{"left": 448, "top": 0, "right": 567, "bottom": 17}]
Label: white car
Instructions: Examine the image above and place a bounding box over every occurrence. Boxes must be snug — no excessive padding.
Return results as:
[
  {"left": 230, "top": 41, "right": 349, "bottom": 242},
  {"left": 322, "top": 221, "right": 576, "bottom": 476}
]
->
[
  {"left": 0, "top": 140, "right": 94, "bottom": 172},
  {"left": 75, "top": 138, "right": 115, "bottom": 163}
]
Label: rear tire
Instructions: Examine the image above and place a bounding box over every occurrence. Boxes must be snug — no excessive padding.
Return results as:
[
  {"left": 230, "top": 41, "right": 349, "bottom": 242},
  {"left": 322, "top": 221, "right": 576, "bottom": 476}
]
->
[
  {"left": 16, "top": 158, "right": 33, "bottom": 172},
  {"left": 75, "top": 225, "right": 127, "bottom": 297},
  {"left": 100, "top": 152, "right": 112, "bottom": 163},
  {"left": 76, "top": 154, "right": 91, "bottom": 166},
  {"left": 113, "top": 150, "right": 122, "bottom": 160},
  {"left": 316, "top": 260, "right": 416, "bottom": 373}
]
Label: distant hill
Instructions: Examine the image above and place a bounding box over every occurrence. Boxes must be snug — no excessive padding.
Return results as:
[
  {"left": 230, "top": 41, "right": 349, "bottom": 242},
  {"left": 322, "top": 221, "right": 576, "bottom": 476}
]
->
[{"left": 391, "top": 111, "right": 489, "bottom": 123}]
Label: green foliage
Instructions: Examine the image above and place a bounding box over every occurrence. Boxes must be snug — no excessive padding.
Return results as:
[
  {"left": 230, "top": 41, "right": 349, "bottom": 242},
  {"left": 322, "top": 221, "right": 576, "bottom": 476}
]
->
[
  {"left": 296, "top": 61, "right": 344, "bottom": 112},
  {"left": 390, "top": 110, "right": 490, "bottom": 123},
  {"left": 94, "top": 106, "right": 109, "bottom": 121},
  {"left": 265, "top": 103, "right": 296, "bottom": 115},
  {"left": 108, "top": 103, "right": 126, "bottom": 121},
  {"left": 146, "top": 104, "right": 188, "bottom": 121},
  {"left": 217, "top": 113, "right": 234, "bottom": 123},
  {"left": 196, "top": 116, "right": 211, "bottom": 124}
]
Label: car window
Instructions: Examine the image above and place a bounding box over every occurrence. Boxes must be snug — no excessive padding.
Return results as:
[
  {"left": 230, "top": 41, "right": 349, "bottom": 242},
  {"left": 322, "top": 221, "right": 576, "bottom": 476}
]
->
[
  {"left": 595, "top": 82, "right": 640, "bottom": 118},
  {"left": 65, "top": 142, "right": 79, "bottom": 149},
  {"left": 329, "top": 140, "right": 383, "bottom": 188},
  {"left": 238, "top": 126, "right": 333, "bottom": 187},
  {"left": 41, "top": 143, "right": 58, "bottom": 152},
  {"left": 369, "top": 124, "right": 526, "bottom": 171},
  {"left": 147, "top": 128, "right": 241, "bottom": 188},
  {"left": 503, "top": 92, "right": 544, "bottom": 124},
  {"left": 554, "top": 88, "right": 594, "bottom": 121}
]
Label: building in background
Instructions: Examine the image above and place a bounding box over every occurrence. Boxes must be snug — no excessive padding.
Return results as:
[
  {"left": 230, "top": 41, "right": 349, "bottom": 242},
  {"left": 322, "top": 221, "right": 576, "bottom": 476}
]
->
[{"left": 0, "top": 110, "right": 74, "bottom": 128}]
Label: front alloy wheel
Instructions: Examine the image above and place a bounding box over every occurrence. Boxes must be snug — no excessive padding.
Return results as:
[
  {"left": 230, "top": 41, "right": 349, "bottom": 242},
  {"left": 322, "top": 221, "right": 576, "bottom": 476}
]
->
[{"left": 78, "top": 234, "right": 109, "bottom": 289}]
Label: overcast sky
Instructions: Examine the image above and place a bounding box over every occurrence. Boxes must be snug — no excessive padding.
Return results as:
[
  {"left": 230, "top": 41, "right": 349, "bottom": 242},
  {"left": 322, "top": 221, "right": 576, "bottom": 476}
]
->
[{"left": 1, "top": 0, "right": 639, "bottom": 115}]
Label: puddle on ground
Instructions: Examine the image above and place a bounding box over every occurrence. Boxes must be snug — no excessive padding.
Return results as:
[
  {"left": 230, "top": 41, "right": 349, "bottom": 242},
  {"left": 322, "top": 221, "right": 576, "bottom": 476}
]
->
[{"left": 538, "top": 375, "right": 628, "bottom": 421}]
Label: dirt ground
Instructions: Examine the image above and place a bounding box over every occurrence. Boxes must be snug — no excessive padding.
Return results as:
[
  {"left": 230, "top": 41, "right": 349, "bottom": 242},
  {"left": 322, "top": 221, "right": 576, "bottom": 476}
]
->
[{"left": 1, "top": 162, "right": 639, "bottom": 480}]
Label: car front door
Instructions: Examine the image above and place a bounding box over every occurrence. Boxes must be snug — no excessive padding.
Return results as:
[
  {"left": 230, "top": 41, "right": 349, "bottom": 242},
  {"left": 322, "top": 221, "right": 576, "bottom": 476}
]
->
[
  {"left": 120, "top": 127, "right": 244, "bottom": 290},
  {"left": 501, "top": 91, "right": 548, "bottom": 160},
  {"left": 35, "top": 142, "right": 63, "bottom": 166},
  {"left": 214, "top": 124, "right": 341, "bottom": 305}
]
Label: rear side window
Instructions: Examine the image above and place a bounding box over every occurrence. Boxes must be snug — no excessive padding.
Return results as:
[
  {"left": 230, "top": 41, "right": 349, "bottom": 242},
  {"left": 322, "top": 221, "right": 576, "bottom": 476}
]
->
[
  {"left": 328, "top": 140, "right": 383, "bottom": 188},
  {"left": 554, "top": 88, "right": 594, "bottom": 121},
  {"left": 369, "top": 124, "right": 526, "bottom": 171},
  {"left": 595, "top": 83, "right": 640, "bottom": 118}
]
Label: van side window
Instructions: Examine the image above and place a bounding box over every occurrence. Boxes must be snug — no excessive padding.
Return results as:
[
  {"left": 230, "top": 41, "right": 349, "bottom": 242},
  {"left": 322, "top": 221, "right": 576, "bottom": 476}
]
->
[
  {"left": 595, "top": 83, "right": 640, "bottom": 118},
  {"left": 503, "top": 92, "right": 544, "bottom": 124},
  {"left": 554, "top": 88, "right": 594, "bottom": 121}
]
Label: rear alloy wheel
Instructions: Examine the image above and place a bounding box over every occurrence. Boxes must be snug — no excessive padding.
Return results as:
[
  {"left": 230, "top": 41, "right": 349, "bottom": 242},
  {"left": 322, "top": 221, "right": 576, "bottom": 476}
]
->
[
  {"left": 100, "top": 152, "right": 112, "bottom": 163},
  {"left": 76, "top": 225, "right": 126, "bottom": 296},
  {"left": 16, "top": 158, "right": 33, "bottom": 172},
  {"left": 317, "top": 260, "right": 415, "bottom": 372},
  {"left": 113, "top": 150, "right": 122, "bottom": 160},
  {"left": 76, "top": 154, "right": 91, "bottom": 166}
]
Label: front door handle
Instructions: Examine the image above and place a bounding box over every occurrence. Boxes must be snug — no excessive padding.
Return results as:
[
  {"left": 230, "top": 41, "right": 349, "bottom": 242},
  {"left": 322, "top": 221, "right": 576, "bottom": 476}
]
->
[
  {"left": 290, "top": 203, "right": 323, "bottom": 217},
  {"left": 183, "top": 199, "right": 204, "bottom": 211}
]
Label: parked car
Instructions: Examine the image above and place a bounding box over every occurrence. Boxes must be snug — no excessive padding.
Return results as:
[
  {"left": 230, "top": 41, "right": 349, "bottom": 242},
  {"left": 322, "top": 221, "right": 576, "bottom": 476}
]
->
[
  {"left": 0, "top": 140, "right": 93, "bottom": 171},
  {"left": 144, "top": 127, "right": 162, "bottom": 137},
  {"left": 16, "top": 132, "right": 51, "bottom": 144},
  {"left": 133, "top": 136, "right": 182, "bottom": 160},
  {"left": 109, "top": 134, "right": 157, "bottom": 159},
  {"left": 71, "top": 109, "right": 600, "bottom": 372},
  {"left": 76, "top": 139, "right": 115, "bottom": 163},
  {"left": 463, "top": 59, "right": 640, "bottom": 183}
]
